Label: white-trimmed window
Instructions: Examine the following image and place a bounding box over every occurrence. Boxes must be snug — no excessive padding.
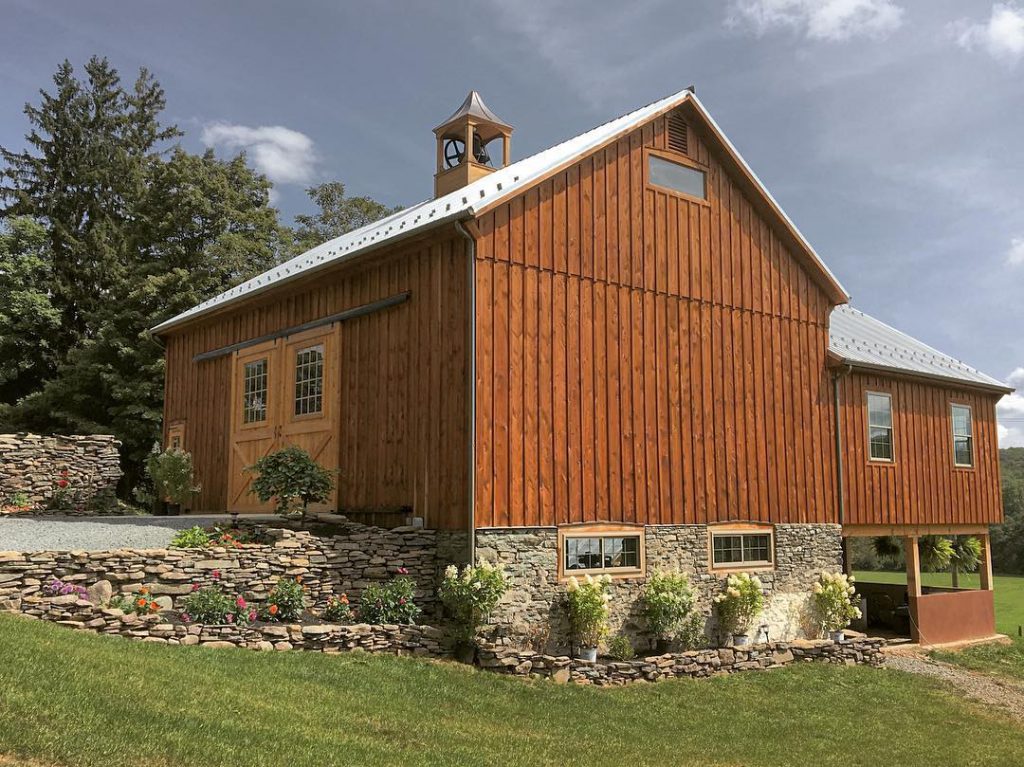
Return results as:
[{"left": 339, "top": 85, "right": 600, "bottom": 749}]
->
[
  {"left": 951, "top": 404, "right": 974, "bottom": 467},
  {"left": 560, "top": 527, "right": 644, "bottom": 577},
  {"left": 867, "top": 392, "right": 893, "bottom": 462},
  {"left": 710, "top": 528, "right": 774, "bottom": 569}
]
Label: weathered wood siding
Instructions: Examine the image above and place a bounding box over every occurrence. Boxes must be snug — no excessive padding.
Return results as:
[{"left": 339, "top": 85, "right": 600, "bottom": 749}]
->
[
  {"left": 471, "top": 108, "right": 839, "bottom": 528},
  {"left": 162, "top": 233, "right": 470, "bottom": 529},
  {"left": 838, "top": 371, "right": 1003, "bottom": 526}
]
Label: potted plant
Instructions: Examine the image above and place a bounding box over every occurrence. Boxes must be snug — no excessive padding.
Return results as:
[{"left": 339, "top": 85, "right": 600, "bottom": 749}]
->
[
  {"left": 148, "top": 448, "right": 200, "bottom": 515},
  {"left": 566, "top": 574, "right": 611, "bottom": 662},
  {"left": 813, "top": 571, "right": 862, "bottom": 642},
  {"left": 713, "top": 573, "right": 765, "bottom": 646},
  {"left": 438, "top": 559, "right": 508, "bottom": 663},
  {"left": 246, "top": 445, "right": 335, "bottom": 521},
  {"left": 640, "top": 570, "right": 696, "bottom": 653}
]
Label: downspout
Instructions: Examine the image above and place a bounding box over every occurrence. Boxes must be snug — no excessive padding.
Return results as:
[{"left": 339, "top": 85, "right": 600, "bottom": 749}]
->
[{"left": 455, "top": 220, "right": 477, "bottom": 565}]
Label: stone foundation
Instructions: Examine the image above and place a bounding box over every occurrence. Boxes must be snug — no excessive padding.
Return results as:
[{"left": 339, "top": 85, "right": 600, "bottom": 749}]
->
[
  {"left": 0, "top": 524, "right": 467, "bottom": 620},
  {"left": 0, "top": 433, "right": 122, "bottom": 511},
  {"left": 477, "top": 523, "right": 842, "bottom": 652}
]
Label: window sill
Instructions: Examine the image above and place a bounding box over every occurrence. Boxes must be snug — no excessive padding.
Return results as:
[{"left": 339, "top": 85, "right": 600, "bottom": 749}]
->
[
  {"left": 710, "top": 564, "right": 775, "bottom": 575},
  {"left": 559, "top": 568, "right": 644, "bottom": 582}
]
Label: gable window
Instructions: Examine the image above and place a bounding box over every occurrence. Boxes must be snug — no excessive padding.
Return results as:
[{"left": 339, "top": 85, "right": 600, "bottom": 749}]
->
[
  {"left": 560, "top": 528, "right": 644, "bottom": 576},
  {"left": 710, "top": 528, "right": 774, "bottom": 569},
  {"left": 648, "top": 154, "right": 706, "bottom": 200},
  {"left": 951, "top": 404, "right": 974, "bottom": 467},
  {"left": 294, "top": 345, "right": 324, "bottom": 416},
  {"left": 242, "top": 359, "right": 268, "bottom": 424},
  {"left": 867, "top": 392, "right": 894, "bottom": 461}
]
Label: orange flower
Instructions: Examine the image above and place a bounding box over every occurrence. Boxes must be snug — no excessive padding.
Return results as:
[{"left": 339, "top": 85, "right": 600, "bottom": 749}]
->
[
  {"left": 268, "top": 604, "right": 279, "bottom": 615},
  {"left": 149, "top": 602, "right": 159, "bottom": 612},
  {"left": 140, "top": 587, "right": 149, "bottom": 595},
  {"left": 137, "top": 598, "right": 146, "bottom": 607},
  {"left": 296, "top": 576, "right": 302, "bottom": 583}
]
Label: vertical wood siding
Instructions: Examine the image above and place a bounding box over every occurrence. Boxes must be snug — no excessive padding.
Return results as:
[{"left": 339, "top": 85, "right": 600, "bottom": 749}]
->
[
  {"left": 163, "top": 234, "right": 469, "bottom": 529},
  {"left": 838, "top": 372, "right": 1003, "bottom": 526},
  {"left": 472, "top": 113, "right": 838, "bottom": 528}
]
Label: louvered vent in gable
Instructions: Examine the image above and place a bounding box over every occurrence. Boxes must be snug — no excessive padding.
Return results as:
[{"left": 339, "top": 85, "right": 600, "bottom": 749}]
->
[{"left": 667, "top": 112, "right": 688, "bottom": 155}]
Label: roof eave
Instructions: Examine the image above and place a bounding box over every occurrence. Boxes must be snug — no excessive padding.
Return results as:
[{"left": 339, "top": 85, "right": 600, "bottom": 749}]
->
[
  {"left": 838, "top": 358, "right": 1014, "bottom": 395},
  {"left": 150, "top": 210, "right": 471, "bottom": 337}
]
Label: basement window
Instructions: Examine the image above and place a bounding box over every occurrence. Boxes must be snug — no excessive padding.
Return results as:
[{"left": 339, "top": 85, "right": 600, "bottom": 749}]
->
[
  {"left": 648, "top": 154, "right": 706, "bottom": 200},
  {"left": 710, "top": 528, "right": 774, "bottom": 569},
  {"left": 560, "top": 528, "right": 644, "bottom": 577},
  {"left": 951, "top": 404, "right": 974, "bottom": 467},
  {"left": 867, "top": 392, "right": 894, "bottom": 461}
]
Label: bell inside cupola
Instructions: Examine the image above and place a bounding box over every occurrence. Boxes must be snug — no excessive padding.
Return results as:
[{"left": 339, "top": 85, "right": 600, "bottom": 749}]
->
[{"left": 433, "top": 90, "right": 512, "bottom": 198}]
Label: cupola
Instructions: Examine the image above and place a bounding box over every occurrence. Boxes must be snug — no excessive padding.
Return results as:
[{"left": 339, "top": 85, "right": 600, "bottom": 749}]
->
[{"left": 433, "top": 91, "right": 512, "bottom": 198}]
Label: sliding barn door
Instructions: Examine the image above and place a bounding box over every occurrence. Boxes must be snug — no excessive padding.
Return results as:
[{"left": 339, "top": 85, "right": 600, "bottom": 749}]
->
[
  {"left": 278, "top": 327, "right": 340, "bottom": 513},
  {"left": 228, "top": 340, "right": 281, "bottom": 512},
  {"left": 226, "top": 327, "right": 341, "bottom": 513}
]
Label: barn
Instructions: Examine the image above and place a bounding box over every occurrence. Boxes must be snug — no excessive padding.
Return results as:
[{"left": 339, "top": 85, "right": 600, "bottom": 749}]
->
[{"left": 152, "top": 87, "right": 1011, "bottom": 647}]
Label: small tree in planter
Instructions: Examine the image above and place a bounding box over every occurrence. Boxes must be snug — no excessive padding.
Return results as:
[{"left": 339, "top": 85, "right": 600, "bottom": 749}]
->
[
  {"left": 713, "top": 573, "right": 764, "bottom": 646},
  {"left": 246, "top": 446, "right": 334, "bottom": 521},
  {"left": 813, "top": 571, "right": 861, "bottom": 642},
  {"left": 640, "top": 570, "right": 696, "bottom": 652},
  {"left": 566, "top": 574, "right": 611, "bottom": 661},
  {"left": 147, "top": 448, "right": 200, "bottom": 515},
  {"left": 438, "top": 560, "right": 508, "bottom": 661}
]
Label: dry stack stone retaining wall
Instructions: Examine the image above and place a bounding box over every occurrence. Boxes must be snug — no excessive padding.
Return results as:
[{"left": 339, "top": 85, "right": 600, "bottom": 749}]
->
[
  {"left": 0, "top": 433, "right": 121, "bottom": 511},
  {"left": 0, "top": 525, "right": 467, "bottom": 619},
  {"left": 477, "top": 523, "right": 843, "bottom": 652}
]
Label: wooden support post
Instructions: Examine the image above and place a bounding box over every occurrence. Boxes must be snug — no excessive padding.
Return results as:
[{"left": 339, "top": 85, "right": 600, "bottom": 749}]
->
[
  {"left": 979, "top": 532, "right": 994, "bottom": 591},
  {"left": 841, "top": 537, "right": 853, "bottom": 576},
  {"left": 905, "top": 536, "right": 922, "bottom": 598}
]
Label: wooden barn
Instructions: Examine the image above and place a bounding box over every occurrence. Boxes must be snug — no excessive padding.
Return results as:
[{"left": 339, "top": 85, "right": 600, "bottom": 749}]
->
[{"left": 152, "top": 87, "right": 1011, "bottom": 647}]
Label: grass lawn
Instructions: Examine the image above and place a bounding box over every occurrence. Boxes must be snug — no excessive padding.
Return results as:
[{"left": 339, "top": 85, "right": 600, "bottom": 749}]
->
[
  {"left": 853, "top": 569, "right": 1024, "bottom": 637},
  {"left": 3, "top": 614, "right": 1024, "bottom": 766}
]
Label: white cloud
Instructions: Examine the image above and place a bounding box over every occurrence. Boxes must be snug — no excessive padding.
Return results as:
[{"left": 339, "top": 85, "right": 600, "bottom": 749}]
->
[
  {"left": 950, "top": 3, "right": 1024, "bottom": 63},
  {"left": 201, "top": 123, "right": 317, "bottom": 185},
  {"left": 998, "top": 367, "right": 1024, "bottom": 446},
  {"left": 1008, "top": 237, "right": 1024, "bottom": 266},
  {"left": 726, "top": 0, "right": 904, "bottom": 41}
]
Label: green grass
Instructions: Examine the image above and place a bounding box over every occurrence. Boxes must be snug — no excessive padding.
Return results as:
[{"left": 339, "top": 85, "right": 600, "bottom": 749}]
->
[
  {"left": 854, "top": 569, "right": 1024, "bottom": 636},
  {"left": 932, "top": 638, "right": 1024, "bottom": 681},
  {"left": 2, "top": 614, "right": 1024, "bottom": 767}
]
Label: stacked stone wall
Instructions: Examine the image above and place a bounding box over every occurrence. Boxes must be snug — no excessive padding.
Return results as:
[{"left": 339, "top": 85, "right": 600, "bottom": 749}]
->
[{"left": 0, "top": 433, "right": 121, "bottom": 511}]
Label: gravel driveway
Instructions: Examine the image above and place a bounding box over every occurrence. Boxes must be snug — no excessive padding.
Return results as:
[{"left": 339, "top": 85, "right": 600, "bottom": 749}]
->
[{"left": 0, "top": 515, "right": 254, "bottom": 552}]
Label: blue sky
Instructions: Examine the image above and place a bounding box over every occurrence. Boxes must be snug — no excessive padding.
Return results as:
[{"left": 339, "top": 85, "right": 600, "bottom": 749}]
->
[{"left": 3, "top": 0, "right": 1023, "bottom": 442}]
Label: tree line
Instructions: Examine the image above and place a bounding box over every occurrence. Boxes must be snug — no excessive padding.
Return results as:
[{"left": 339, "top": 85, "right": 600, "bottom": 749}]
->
[{"left": 0, "top": 57, "right": 397, "bottom": 499}]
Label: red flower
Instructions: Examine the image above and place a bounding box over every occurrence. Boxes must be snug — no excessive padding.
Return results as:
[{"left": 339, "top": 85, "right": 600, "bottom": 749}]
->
[
  {"left": 399, "top": 598, "right": 406, "bottom": 605},
  {"left": 396, "top": 567, "right": 408, "bottom": 575},
  {"left": 191, "top": 583, "right": 200, "bottom": 592},
  {"left": 236, "top": 597, "right": 247, "bottom": 609},
  {"left": 57, "top": 479, "right": 69, "bottom": 489},
  {"left": 212, "top": 569, "right": 220, "bottom": 579}
]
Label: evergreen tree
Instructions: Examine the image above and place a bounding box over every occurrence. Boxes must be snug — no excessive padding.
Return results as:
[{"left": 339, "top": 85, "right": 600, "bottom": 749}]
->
[{"left": 291, "top": 181, "right": 400, "bottom": 253}]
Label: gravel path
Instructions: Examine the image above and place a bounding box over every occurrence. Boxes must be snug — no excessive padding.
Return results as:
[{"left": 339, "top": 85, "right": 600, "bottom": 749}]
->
[
  {"left": 885, "top": 651, "right": 1024, "bottom": 721},
  {"left": 0, "top": 515, "right": 248, "bottom": 552}
]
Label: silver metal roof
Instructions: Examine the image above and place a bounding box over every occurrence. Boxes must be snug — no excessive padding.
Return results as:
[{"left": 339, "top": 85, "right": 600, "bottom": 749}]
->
[
  {"left": 152, "top": 88, "right": 847, "bottom": 334},
  {"left": 434, "top": 90, "right": 511, "bottom": 133},
  {"left": 829, "top": 305, "right": 1011, "bottom": 392}
]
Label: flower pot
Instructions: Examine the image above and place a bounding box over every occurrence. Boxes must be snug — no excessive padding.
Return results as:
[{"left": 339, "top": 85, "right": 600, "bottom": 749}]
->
[
  {"left": 575, "top": 646, "right": 598, "bottom": 662},
  {"left": 453, "top": 641, "right": 476, "bottom": 665},
  {"left": 154, "top": 503, "right": 168, "bottom": 517},
  {"left": 166, "top": 503, "right": 181, "bottom": 516},
  {"left": 732, "top": 633, "right": 750, "bottom": 647},
  {"left": 829, "top": 630, "right": 845, "bottom": 643}
]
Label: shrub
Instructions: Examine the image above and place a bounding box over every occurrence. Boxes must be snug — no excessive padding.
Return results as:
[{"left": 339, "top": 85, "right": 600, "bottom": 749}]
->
[
  {"left": 209, "top": 526, "right": 259, "bottom": 548},
  {"left": 677, "top": 611, "right": 708, "bottom": 650},
  {"left": 43, "top": 578, "right": 88, "bottom": 600},
  {"left": 261, "top": 578, "right": 306, "bottom": 622},
  {"left": 359, "top": 570, "right": 420, "bottom": 624},
  {"left": 322, "top": 594, "right": 353, "bottom": 622},
  {"left": 111, "top": 586, "right": 161, "bottom": 616},
  {"left": 640, "top": 570, "right": 696, "bottom": 641},
  {"left": 566, "top": 574, "right": 611, "bottom": 648},
  {"left": 246, "top": 446, "right": 334, "bottom": 519},
  {"left": 438, "top": 560, "right": 508, "bottom": 642},
  {"left": 3, "top": 491, "right": 32, "bottom": 511},
  {"left": 713, "top": 573, "right": 764, "bottom": 637},
  {"left": 606, "top": 634, "right": 636, "bottom": 661},
  {"left": 813, "top": 571, "right": 862, "bottom": 634},
  {"left": 171, "top": 526, "right": 210, "bottom": 548},
  {"left": 180, "top": 584, "right": 255, "bottom": 625},
  {"left": 147, "top": 448, "right": 200, "bottom": 508}
]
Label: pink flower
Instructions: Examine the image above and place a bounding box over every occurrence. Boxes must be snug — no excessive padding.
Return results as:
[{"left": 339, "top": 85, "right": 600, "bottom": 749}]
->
[
  {"left": 225, "top": 613, "right": 234, "bottom": 623},
  {"left": 396, "top": 567, "right": 408, "bottom": 575},
  {"left": 212, "top": 570, "right": 221, "bottom": 579},
  {"left": 248, "top": 610, "right": 257, "bottom": 622},
  {"left": 191, "top": 583, "right": 200, "bottom": 592},
  {"left": 180, "top": 612, "right": 191, "bottom": 623},
  {"left": 399, "top": 598, "right": 406, "bottom": 605},
  {"left": 236, "top": 597, "right": 247, "bottom": 609}
]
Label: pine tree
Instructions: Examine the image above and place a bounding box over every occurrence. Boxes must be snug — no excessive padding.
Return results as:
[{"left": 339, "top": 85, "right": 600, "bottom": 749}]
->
[{"left": 291, "top": 181, "right": 400, "bottom": 254}]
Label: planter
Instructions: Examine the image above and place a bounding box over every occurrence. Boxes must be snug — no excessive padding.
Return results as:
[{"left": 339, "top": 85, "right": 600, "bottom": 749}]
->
[
  {"left": 732, "top": 633, "right": 750, "bottom": 647},
  {"left": 154, "top": 503, "right": 168, "bottom": 517},
  {"left": 654, "top": 638, "right": 673, "bottom": 654},
  {"left": 166, "top": 503, "right": 181, "bottom": 516},
  {"left": 829, "top": 630, "right": 846, "bottom": 643},
  {"left": 575, "top": 646, "right": 598, "bottom": 662}
]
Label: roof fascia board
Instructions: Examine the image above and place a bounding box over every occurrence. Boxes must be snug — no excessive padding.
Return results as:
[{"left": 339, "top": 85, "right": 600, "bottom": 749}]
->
[{"left": 841, "top": 359, "right": 1013, "bottom": 395}]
